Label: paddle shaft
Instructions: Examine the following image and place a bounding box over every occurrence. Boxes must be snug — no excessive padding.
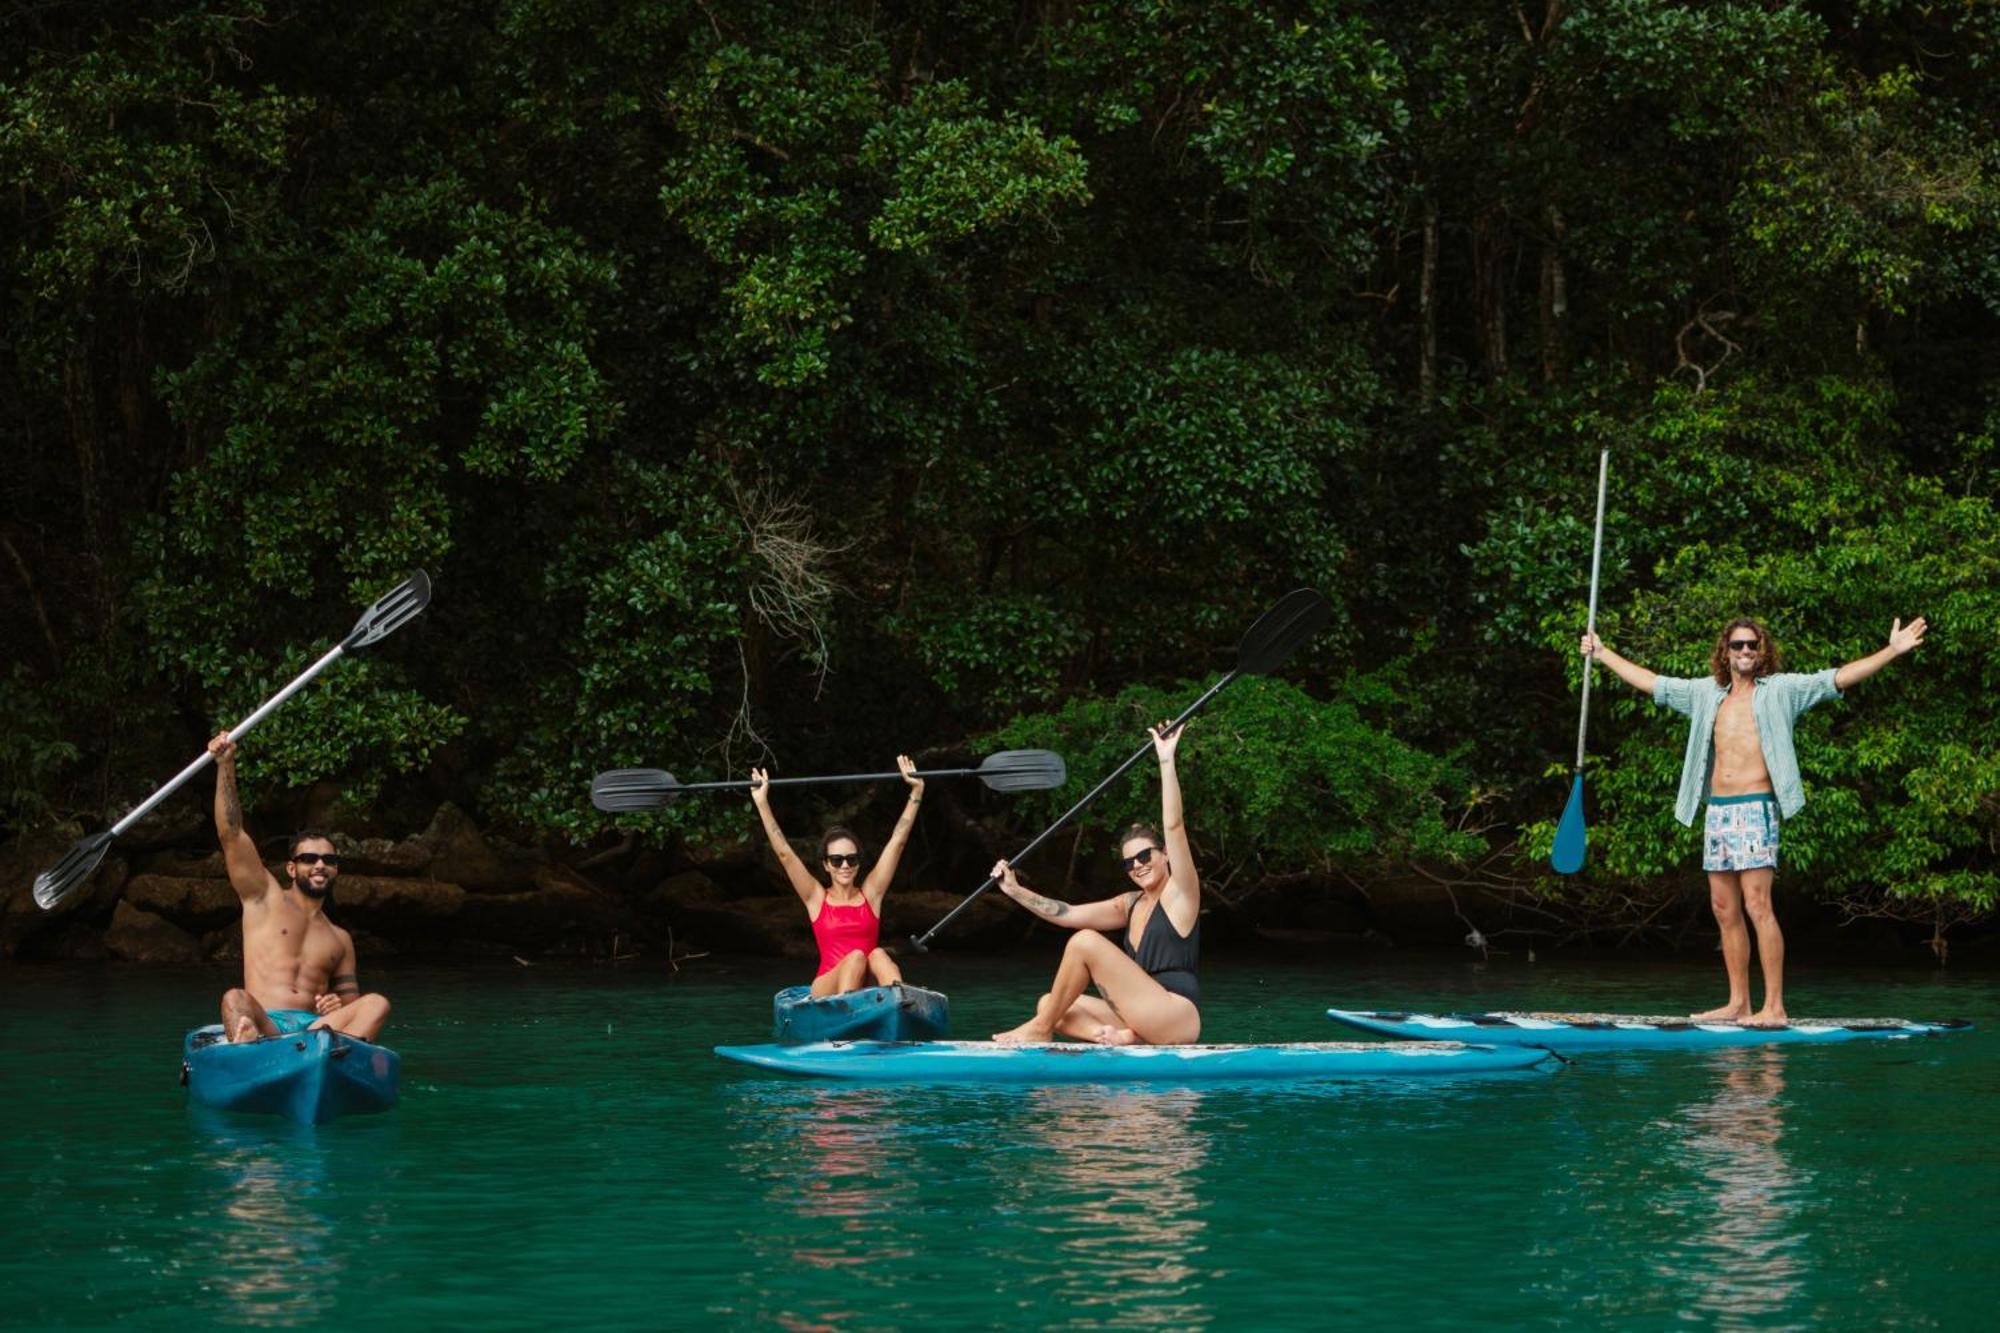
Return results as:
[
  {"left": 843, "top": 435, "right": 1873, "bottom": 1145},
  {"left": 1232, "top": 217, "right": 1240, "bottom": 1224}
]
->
[
  {"left": 910, "top": 669, "right": 1236, "bottom": 950},
  {"left": 1574, "top": 449, "right": 1609, "bottom": 771},
  {"left": 676, "top": 766, "right": 994, "bottom": 794},
  {"left": 109, "top": 641, "right": 349, "bottom": 837}
]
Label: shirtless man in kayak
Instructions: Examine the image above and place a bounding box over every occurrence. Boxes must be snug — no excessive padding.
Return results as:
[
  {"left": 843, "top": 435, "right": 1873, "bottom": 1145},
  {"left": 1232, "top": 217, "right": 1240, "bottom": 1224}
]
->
[
  {"left": 1582, "top": 616, "right": 1925, "bottom": 1026},
  {"left": 208, "top": 733, "right": 391, "bottom": 1043}
]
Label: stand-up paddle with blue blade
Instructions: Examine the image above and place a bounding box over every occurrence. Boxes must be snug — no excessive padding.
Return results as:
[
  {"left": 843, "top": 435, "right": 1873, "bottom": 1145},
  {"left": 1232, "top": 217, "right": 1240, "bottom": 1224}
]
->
[
  {"left": 1552, "top": 451, "right": 1609, "bottom": 874},
  {"left": 32, "top": 570, "right": 433, "bottom": 910}
]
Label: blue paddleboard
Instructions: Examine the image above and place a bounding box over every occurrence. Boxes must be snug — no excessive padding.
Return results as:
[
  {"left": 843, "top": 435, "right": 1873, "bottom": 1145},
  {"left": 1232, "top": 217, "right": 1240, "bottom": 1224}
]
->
[
  {"left": 715, "top": 1039, "right": 1555, "bottom": 1082},
  {"left": 1328, "top": 1008, "right": 1971, "bottom": 1051}
]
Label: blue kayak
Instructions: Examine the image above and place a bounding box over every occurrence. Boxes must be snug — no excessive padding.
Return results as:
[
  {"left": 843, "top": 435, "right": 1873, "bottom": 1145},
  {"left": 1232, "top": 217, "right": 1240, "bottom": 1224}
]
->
[
  {"left": 715, "top": 1039, "right": 1554, "bottom": 1082},
  {"left": 772, "top": 983, "right": 950, "bottom": 1043},
  {"left": 181, "top": 1025, "right": 400, "bottom": 1123},
  {"left": 1328, "top": 1008, "right": 1973, "bottom": 1051}
]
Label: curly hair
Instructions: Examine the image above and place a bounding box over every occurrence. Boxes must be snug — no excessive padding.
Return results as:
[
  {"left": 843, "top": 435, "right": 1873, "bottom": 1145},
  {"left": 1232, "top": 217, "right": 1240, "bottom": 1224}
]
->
[{"left": 1709, "top": 618, "right": 1781, "bottom": 685}]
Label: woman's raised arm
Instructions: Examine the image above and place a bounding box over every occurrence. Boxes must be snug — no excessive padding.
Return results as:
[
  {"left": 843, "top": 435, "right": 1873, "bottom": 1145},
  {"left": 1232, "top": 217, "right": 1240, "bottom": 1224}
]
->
[
  {"left": 863, "top": 755, "right": 925, "bottom": 907},
  {"left": 750, "top": 768, "right": 823, "bottom": 908}
]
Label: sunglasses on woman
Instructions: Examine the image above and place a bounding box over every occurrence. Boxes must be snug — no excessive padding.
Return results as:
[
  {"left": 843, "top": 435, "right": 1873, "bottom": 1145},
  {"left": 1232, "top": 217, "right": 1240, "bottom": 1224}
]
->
[
  {"left": 291, "top": 852, "right": 341, "bottom": 867},
  {"left": 1118, "top": 847, "right": 1162, "bottom": 872},
  {"left": 1728, "top": 639, "right": 1761, "bottom": 651},
  {"left": 824, "top": 853, "right": 862, "bottom": 869}
]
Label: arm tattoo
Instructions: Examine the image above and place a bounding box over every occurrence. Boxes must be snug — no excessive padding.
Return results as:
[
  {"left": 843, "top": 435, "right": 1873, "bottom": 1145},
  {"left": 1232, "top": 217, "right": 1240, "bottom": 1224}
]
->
[
  {"left": 1022, "top": 890, "right": 1069, "bottom": 918},
  {"left": 220, "top": 774, "right": 243, "bottom": 835},
  {"left": 330, "top": 973, "right": 359, "bottom": 996}
]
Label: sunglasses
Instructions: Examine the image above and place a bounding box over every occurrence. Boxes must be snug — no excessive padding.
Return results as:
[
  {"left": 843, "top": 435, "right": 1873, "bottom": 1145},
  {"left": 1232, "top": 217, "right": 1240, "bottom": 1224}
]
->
[
  {"left": 1727, "top": 639, "right": 1761, "bottom": 652},
  {"left": 824, "top": 853, "right": 862, "bottom": 869},
  {"left": 291, "top": 852, "right": 341, "bottom": 868},
  {"left": 1119, "top": 847, "right": 1163, "bottom": 872}
]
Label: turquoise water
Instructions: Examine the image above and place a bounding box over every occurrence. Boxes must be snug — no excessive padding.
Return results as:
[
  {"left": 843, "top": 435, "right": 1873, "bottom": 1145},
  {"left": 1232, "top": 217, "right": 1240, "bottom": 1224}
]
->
[{"left": 1, "top": 953, "right": 1993, "bottom": 1329}]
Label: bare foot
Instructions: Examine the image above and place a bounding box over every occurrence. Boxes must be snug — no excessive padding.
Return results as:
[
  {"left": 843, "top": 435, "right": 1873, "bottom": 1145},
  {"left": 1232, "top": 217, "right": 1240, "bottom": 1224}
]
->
[
  {"left": 1744, "top": 1008, "right": 1789, "bottom": 1029},
  {"left": 1690, "top": 1004, "right": 1749, "bottom": 1023},
  {"left": 1090, "top": 1026, "right": 1138, "bottom": 1046},
  {"left": 991, "top": 1023, "right": 1053, "bottom": 1045}
]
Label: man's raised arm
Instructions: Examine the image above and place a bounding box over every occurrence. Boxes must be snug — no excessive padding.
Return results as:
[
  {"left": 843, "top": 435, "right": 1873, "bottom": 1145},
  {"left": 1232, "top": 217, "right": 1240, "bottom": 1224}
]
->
[
  {"left": 209, "top": 734, "right": 273, "bottom": 902},
  {"left": 1580, "top": 633, "right": 1659, "bottom": 694},
  {"left": 1834, "top": 617, "right": 1927, "bottom": 691}
]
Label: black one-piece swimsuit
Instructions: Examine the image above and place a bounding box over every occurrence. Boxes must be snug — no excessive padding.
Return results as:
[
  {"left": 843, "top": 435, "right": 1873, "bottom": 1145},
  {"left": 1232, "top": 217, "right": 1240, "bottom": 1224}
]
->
[{"left": 1120, "top": 900, "right": 1200, "bottom": 1008}]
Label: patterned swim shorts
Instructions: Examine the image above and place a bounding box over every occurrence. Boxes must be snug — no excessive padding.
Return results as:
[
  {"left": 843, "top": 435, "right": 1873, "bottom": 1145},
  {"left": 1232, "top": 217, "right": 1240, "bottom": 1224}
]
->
[{"left": 1703, "top": 794, "right": 1780, "bottom": 872}]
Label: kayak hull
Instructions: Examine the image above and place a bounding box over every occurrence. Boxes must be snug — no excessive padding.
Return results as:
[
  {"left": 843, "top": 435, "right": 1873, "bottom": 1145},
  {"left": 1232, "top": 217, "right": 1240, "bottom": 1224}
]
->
[
  {"left": 772, "top": 984, "right": 950, "bottom": 1043},
  {"left": 1328, "top": 1008, "right": 1972, "bottom": 1051},
  {"left": 716, "top": 1039, "right": 1554, "bottom": 1082},
  {"left": 182, "top": 1025, "right": 400, "bottom": 1124}
]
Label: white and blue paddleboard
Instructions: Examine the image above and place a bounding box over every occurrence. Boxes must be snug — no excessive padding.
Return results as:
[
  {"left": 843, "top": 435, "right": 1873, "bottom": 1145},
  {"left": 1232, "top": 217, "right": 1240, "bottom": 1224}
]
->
[
  {"left": 715, "top": 1039, "right": 1554, "bottom": 1082},
  {"left": 1328, "top": 1008, "right": 1971, "bottom": 1052}
]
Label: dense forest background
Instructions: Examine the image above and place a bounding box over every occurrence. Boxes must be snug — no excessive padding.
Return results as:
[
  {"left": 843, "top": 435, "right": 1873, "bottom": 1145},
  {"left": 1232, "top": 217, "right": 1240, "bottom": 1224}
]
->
[{"left": 5, "top": 0, "right": 1997, "bottom": 954}]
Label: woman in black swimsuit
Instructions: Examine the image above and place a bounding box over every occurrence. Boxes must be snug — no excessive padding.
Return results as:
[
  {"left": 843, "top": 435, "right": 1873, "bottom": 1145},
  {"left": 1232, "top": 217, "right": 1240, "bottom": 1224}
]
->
[{"left": 991, "top": 722, "right": 1200, "bottom": 1046}]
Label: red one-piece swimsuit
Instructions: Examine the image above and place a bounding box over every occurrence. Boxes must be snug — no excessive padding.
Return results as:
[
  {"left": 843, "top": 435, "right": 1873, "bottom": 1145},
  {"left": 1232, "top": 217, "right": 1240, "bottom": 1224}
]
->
[{"left": 812, "top": 896, "right": 880, "bottom": 976}]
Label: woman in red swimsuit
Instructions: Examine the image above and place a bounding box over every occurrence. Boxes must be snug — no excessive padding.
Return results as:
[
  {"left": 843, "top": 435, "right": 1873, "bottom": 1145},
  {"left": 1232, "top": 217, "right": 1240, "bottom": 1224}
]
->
[{"left": 750, "top": 755, "right": 924, "bottom": 997}]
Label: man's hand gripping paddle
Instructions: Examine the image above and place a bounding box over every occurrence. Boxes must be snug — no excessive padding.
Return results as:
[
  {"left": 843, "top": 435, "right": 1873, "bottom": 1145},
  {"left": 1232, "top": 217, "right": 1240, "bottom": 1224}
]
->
[{"left": 33, "top": 571, "right": 433, "bottom": 910}]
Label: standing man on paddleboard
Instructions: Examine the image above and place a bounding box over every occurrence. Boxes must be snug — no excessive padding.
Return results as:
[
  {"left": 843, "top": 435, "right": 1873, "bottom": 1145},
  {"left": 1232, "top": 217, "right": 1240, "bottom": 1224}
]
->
[
  {"left": 1581, "top": 617, "right": 1926, "bottom": 1026},
  {"left": 207, "top": 733, "right": 391, "bottom": 1043}
]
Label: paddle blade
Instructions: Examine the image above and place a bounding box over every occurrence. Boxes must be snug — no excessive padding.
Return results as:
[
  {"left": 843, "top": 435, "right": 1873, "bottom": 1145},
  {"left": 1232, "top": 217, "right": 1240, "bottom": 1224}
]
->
[
  {"left": 33, "top": 831, "right": 116, "bottom": 910},
  {"left": 974, "top": 749, "right": 1068, "bottom": 793},
  {"left": 342, "top": 569, "right": 432, "bottom": 650},
  {"left": 1550, "top": 774, "right": 1588, "bottom": 874},
  {"left": 591, "top": 768, "right": 680, "bottom": 812},
  {"left": 1236, "top": 588, "right": 1332, "bottom": 675}
]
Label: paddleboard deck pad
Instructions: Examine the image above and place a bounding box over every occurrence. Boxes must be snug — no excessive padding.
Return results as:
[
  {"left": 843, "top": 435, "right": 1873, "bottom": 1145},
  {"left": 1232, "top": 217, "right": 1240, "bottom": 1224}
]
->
[
  {"left": 1328, "top": 1009, "right": 1972, "bottom": 1050},
  {"left": 715, "top": 1039, "right": 1554, "bottom": 1082}
]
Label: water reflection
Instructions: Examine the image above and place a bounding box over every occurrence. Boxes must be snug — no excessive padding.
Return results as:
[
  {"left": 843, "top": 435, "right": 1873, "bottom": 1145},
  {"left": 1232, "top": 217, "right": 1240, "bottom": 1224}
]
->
[
  {"left": 182, "top": 1109, "right": 400, "bottom": 1327},
  {"left": 1667, "top": 1049, "right": 1810, "bottom": 1323},
  {"left": 719, "top": 1081, "right": 1215, "bottom": 1329},
  {"left": 779, "top": 1089, "right": 918, "bottom": 1254},
  {"left": 722, "top": 1084, "right": 922, "bottom": 1327},
  {"left": 995, "top": 1087, "right": 1213, "bottom": 1328}
]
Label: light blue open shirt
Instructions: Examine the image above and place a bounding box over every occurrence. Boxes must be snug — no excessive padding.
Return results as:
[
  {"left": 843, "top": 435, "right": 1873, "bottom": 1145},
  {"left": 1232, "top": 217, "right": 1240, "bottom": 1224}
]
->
[{"left": 1651, "top": 670, "right": 1843, "bottom": 826}]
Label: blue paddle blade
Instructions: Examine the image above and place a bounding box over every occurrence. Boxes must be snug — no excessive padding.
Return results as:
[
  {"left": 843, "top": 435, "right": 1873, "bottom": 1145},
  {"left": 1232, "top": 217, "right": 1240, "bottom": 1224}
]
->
[{"left": 1551, "top": 774, "right": 1587, "bottom": 874}]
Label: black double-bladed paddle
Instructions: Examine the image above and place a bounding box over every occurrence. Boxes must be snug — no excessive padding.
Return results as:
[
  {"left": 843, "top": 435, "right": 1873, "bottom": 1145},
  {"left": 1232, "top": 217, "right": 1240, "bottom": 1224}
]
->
[
  {"left": 590, "top": 749, "right": 1069, "bottom": 813},
  {"left": 32, "top": 570, "right": 433, "bottom": 910},
  {"left": 908, "top": 588, "right": 1332, "bottom": 951}
]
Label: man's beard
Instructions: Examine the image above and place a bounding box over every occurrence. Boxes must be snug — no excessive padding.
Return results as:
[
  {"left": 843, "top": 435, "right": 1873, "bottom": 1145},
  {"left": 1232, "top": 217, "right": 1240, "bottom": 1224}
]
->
[{"left": 292, "top": 875, "right": 333, "bottom": 902}]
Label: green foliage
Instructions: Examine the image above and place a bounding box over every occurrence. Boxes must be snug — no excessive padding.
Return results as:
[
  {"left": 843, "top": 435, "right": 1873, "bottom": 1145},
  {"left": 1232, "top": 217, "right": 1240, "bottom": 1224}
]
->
[
  {"left": 481, "top": 454, "right": 747, "bottom": 843},
  {"left": 990, "top": 676, "right": 1481, "bottom": 887},
  {"left": 0, "top": 2, "right": 307, "bottom": 309},
  {"left": 3, "top": 1, "right": 1996, "bottom": 933},
  {"left": 0, "top": 666, "right": 81, "bottom": 836},
  {"left": 891, "top": 594, "right": 1089, "bottom": 715},
  {"left": 1735, "top": 63, "right": 2000, "bottom": 316},
  {"left": 862, "top": 84, "right": 1091, "bottom": 254}
]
